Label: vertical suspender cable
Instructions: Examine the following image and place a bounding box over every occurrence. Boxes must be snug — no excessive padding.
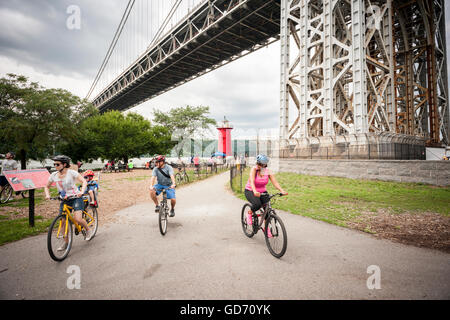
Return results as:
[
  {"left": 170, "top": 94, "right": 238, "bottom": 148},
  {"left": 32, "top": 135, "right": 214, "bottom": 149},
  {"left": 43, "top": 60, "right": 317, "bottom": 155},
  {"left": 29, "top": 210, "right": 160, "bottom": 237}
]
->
[{"left": 86, "top": 0, "right": 136, "bottom": 100}]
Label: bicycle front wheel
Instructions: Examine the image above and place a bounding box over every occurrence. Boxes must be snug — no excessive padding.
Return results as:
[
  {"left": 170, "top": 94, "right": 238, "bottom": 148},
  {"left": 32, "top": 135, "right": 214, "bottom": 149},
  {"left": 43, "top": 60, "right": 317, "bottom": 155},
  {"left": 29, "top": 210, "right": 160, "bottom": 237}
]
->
[
  {"left": 84, "top": 207, "right": 98, "bottom": 239},
  {"left": 0, "top": 184, "right": 13, "bottom": 204},
  {"left": 21, "top": 190, "right": 29, "bottom": 198},
  {"left": 241, "top": 203, "right": 255, "bottom": 238},
  {"left": 159, "top": 203, "right": 168, "bottom": 235},
  {"left": 47, "top": 215, "right": 73, "bottom": 261},
  {"left": 183, "top": 172, "right": 189, "bottom": 183},
  {"left": 264, "top": 213, "right": 287, "bottom": 258}
]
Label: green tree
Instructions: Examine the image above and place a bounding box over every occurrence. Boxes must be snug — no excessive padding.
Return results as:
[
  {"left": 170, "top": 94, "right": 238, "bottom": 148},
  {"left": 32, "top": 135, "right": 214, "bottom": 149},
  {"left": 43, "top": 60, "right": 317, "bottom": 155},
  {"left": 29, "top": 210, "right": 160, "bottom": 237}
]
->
[
  {"left": 64, "top": 111, "right": 174, "bottom": 163},
  {"left": 152, "top": 105, "right": 217, "bottom": 157},
  {"left": 0, "top": 74, "right": 97, "bottom": 168}
]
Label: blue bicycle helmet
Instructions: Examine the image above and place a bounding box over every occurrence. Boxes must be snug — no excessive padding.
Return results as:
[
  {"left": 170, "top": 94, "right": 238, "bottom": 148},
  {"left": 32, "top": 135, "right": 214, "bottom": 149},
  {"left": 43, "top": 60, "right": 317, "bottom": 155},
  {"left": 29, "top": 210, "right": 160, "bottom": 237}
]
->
[{"left": 256, "top": 154, "right": 269, "bottom": 165}]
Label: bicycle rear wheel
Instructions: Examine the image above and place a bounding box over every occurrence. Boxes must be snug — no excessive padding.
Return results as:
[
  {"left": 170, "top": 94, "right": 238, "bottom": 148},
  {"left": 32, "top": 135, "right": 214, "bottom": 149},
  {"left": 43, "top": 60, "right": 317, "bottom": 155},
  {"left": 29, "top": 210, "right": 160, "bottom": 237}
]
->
[
  {"left": 47, "top": 215, "right": 73, "bottom": 261},
  {"left": 83, "top": 207, "right": 98, "bottom": 239},
  {"left": 159, "top": 202, "right": 168, "bottom": 235},
  {"left": 264, "top": 213, "right": 287, "bottom": 258},
  {"left": 241, "top": 203, "right": 255, "bottom": 238},
  {"left": 21, "top": 190, "right": 29, "bottom": 198},
  {"left": 0, "top": 184, "right": 13, "bottom": 204},
  {"left": 183, "top": 172, "right": 189, "bottom": 183},
  {"left": 175, "top": 173, "right": 183, "bottom": 185}
]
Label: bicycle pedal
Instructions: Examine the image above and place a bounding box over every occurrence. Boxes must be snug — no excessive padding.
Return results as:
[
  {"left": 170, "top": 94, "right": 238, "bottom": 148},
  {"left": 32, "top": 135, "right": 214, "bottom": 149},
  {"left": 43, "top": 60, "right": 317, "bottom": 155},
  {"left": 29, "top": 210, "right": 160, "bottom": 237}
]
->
[{"left": 75, "top": 229, "right": 79, "bottom": 235}]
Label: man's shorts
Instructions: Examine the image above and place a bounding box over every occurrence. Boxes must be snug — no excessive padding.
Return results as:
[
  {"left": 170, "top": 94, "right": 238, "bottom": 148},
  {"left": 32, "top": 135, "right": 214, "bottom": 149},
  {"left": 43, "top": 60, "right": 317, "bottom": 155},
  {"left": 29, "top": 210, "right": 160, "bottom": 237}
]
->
[
  {"left": 59, "top": 197, "right": 85, "bottom": 214},
  {"left": 153, "top": 184, "right": 176, "bottom": 199}
]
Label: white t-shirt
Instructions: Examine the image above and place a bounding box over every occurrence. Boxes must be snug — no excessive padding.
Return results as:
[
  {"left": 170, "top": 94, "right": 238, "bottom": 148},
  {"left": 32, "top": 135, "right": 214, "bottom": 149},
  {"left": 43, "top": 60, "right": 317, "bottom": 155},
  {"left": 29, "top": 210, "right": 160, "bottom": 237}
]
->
[
  {"left": 48, "top": 169, "right": 82, "bottom": 197},
  {"left": 0, "top": 159, "right": 18, "bottom": 176}
]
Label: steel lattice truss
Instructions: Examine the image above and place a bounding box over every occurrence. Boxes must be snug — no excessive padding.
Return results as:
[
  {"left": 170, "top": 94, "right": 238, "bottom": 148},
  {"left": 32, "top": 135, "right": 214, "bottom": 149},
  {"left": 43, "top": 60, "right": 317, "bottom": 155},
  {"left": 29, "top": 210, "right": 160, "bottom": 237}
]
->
[{"left": 280, "top": 0, "right": 449, "bottom": 147}]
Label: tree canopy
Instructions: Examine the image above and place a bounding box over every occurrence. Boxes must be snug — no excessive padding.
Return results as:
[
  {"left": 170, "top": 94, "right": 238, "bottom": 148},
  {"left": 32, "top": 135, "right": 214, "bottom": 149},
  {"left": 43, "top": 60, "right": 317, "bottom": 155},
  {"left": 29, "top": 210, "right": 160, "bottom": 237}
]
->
[
  {"left": 1, "top": 74, "right": 212, "bottom": 167},
  {"left": 0, "top": 73, "right": 97, "bottom": 168},
  {"left": 152, "top": 105, "right": 217, "bottom": 157},
  {"left": 60, "top": 110, "right": 175, "bottom": 163}
]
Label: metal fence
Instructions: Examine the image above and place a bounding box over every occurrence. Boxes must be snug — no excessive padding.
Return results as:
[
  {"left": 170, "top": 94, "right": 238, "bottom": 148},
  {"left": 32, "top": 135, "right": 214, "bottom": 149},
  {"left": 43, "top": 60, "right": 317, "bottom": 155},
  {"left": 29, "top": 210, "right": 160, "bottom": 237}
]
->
[
  {"left": 280, "top": 143, "right": 426, "bottom": 160},
  {"left": 230, "top": 164, "right": 246, "bottom": 193},
  {"left": 171, "top": 162, "right": 227, "bottom": 175}
]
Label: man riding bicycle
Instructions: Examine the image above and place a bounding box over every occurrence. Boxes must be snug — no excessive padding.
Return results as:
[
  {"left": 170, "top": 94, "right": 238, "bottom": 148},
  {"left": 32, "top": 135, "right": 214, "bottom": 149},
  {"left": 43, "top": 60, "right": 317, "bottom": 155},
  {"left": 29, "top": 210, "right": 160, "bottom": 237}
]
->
[
  {"left": 149, "top": 155, "right": 177, "bottom": 217},
  {"left": 44, "top": 155, "right": 94, "bottom": 246}
]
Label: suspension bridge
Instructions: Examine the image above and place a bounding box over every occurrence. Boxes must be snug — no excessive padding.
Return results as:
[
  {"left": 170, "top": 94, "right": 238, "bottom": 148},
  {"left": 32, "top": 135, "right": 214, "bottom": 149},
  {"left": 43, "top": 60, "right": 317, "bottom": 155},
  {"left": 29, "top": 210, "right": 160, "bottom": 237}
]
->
[
  {"left": 87, "top": 0, "right": 449, "bottom": 157},
  {"left": 86, "top": 0, "right": 280, "bottom": 113}
]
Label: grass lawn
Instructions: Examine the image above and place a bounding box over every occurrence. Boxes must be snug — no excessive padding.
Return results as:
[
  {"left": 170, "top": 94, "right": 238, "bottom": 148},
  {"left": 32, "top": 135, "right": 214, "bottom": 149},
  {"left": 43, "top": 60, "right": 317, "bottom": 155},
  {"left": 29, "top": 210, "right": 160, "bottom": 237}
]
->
[
  {"left": 232, "top": 168, "right": 450, "bottom": 227},
  {"left": 0, "top": 188, "right": 59, "bottom": 246},
  {"left": 0, "top": 216, "right": 53, "bottom": 245}
]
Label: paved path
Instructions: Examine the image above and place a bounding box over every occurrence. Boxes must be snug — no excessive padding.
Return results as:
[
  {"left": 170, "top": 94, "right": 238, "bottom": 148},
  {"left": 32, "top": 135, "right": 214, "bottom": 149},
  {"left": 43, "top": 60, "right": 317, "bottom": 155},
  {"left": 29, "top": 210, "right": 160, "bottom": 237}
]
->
[{"left": 1, "top": 172, "right": 449, "bottom": 299}]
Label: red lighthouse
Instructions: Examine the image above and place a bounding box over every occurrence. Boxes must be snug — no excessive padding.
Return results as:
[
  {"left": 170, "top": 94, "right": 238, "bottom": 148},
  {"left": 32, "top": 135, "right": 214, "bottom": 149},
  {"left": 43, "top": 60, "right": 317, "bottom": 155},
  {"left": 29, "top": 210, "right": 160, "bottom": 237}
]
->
[{"left": 217, "top": 116, "right": 233, "bottom": 156}]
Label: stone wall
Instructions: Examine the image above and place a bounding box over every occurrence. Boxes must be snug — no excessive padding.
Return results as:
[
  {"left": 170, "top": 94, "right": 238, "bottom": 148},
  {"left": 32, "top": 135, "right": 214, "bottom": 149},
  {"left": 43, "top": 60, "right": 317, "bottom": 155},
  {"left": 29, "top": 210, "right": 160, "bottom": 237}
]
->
[{"left": 279, "top": 159, "right": 450, "bottom": 186}]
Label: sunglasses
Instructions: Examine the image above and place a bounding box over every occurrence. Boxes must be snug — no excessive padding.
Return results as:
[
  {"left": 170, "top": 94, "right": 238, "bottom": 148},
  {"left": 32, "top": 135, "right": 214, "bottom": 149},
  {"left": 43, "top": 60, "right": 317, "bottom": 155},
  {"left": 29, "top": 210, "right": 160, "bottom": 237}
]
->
[
  {"left": 257, "top": 163, "right": 267, "bottom": 167},
  {"left": 54, "top": 163, "right": 62, "bottom": 167}
]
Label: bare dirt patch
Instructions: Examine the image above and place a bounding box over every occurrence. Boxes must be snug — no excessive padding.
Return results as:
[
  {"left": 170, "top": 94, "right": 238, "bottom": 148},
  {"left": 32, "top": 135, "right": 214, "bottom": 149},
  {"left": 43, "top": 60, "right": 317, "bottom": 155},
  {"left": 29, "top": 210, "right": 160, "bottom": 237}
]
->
[{"left": 347, "top": 209, "right": 450, "bottom": 253}]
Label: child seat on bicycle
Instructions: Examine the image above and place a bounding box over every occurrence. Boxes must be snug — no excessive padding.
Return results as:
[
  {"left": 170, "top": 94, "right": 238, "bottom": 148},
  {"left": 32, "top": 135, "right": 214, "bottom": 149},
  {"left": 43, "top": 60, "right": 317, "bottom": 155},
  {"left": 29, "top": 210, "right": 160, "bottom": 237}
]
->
[{"left": 80, "top": 170, "right": 99, "bottom": 207}]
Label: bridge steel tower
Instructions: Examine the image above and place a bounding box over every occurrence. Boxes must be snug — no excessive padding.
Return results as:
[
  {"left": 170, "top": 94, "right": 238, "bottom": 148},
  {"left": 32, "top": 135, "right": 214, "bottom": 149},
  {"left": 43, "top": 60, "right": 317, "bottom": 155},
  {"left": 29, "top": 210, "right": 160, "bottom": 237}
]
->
[{"left": 280, "top": 0, "right": 449, "bottom": 159}]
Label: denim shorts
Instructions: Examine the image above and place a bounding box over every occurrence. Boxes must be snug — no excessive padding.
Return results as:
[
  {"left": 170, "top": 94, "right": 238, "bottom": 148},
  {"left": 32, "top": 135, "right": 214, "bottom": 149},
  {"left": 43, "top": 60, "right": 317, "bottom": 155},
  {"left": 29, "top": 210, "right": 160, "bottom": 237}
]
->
[
  {"left": 59, "top": 197, "right": 85, "bottom": 214},
  {"left": 153, "top": 184, "right": 176, "bottom": 199}
]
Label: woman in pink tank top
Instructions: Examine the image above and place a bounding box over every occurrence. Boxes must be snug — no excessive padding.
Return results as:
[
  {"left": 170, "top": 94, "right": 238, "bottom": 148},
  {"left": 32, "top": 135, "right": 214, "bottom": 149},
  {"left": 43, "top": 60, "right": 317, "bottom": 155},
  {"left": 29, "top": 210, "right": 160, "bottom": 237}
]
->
[{"left": 244, "top": 155, "right": 287, "bottom": 235}]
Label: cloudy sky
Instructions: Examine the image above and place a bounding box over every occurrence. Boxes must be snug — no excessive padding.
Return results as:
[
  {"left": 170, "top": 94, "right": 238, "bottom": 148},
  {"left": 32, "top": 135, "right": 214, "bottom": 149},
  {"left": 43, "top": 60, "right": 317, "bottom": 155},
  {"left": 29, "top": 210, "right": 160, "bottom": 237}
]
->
[{"left": 1, "top": 0, "right": 449, "bottom": 140}]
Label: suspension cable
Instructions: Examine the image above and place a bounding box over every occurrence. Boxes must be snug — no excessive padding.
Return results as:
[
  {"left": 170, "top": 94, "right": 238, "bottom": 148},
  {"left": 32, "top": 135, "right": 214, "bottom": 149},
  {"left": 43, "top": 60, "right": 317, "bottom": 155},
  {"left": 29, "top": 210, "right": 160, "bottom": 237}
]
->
[
  {"left": 148, "top": 0, "right": 183, "bottom": 49},
  {"left": 86, "top": 0, "right": 136, "bottom": 100}
]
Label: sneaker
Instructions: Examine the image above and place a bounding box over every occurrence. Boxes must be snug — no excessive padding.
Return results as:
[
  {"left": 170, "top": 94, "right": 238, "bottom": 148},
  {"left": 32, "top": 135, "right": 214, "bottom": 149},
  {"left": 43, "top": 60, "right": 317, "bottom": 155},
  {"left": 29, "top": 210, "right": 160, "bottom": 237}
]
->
[
  {"left": 57, "top": 242, "right": 68, "bottom": 251},
  {"left": 169, "top": 208, "right": 175, "bottom": 217},
  {"left": 155, "top": 205, "right": 160, "bottom": 213},
  {"left": 246, "top": 211, "right": 252, "bottom": 225},
  {"left": 85, "top": 229, "right": 93, "bottom": 241}
]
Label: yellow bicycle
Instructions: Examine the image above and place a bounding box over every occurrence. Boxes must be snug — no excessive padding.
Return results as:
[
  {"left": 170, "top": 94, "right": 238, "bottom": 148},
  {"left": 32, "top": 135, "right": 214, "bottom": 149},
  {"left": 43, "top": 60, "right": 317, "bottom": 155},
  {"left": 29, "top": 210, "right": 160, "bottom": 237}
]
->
[{"left": 47, "top": 195, "right": 98, "bottom": 261}]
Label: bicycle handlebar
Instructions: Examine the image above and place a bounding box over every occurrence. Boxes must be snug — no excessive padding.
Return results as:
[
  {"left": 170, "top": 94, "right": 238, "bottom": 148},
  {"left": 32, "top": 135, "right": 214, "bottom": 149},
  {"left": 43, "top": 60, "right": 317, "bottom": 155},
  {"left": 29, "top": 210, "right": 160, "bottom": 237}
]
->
[
  {"left": 49, "top": 195, "right": 84, "bottom": 201},
  {"left": 264, "top": 192, "right": 287, "bottom": 200}
]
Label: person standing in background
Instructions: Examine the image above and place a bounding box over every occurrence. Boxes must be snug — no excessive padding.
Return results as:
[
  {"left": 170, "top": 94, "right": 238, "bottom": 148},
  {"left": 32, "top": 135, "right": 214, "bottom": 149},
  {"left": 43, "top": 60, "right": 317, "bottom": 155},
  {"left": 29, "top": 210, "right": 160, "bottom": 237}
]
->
[{"left": 0, "top": 152, "right": 19, "bottom": 195}]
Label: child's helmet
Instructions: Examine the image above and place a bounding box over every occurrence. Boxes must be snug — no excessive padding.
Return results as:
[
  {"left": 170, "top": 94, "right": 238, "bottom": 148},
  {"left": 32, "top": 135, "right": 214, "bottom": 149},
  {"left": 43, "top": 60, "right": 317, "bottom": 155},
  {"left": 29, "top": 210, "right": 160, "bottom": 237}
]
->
[{"left": 83, "top": 170, "right": 95, "bottom": 177}]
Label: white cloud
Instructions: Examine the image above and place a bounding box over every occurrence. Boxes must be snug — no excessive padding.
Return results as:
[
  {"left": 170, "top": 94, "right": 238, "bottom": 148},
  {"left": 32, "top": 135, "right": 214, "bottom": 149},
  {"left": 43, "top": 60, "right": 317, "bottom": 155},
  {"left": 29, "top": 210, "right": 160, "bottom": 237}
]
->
[{"left": 0, "top": 56, "right": 90, "bottom": 98}]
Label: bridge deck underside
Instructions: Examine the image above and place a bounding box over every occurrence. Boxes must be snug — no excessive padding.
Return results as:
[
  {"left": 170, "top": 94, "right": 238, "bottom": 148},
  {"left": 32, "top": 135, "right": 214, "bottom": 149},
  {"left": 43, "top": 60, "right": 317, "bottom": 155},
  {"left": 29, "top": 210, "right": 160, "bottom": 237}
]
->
[{"left": 96, "top": 0, "right": 280, "bottom": 112}]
